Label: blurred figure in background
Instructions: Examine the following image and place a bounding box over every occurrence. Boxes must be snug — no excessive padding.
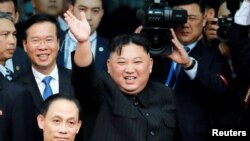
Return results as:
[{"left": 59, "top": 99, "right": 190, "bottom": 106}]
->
[
  {"left": 0, "top": 0, "right": 30, "bottom": 80},
  {"left": 58, "top": 0, "right": 109, "bottom": 71}
]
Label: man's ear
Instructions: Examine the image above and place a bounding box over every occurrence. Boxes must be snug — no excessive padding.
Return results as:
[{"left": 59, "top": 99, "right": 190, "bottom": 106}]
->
[
  {"left": 37, "top": 114, "right": 45, "bottom": 130},
  {"left": 149, "top": 58, "right": 153, "bottom": 73},
  {"left": 14, "top": 11, "right": 20, "bottom": 23},
  {"left": 76, "top": 120, "right": 82, "bottom": 133},
  {"left": 23, "top": 40, "right": 28, "bottom": 53},
  {"left": 205, "top": 8, "right": 215, "bottom": 20},
  {"left": 107, "top": 59, "right": 110, "bottom": 74}
]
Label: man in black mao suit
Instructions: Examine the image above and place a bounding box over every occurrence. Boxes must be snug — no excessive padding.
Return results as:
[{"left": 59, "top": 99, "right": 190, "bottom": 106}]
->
[
  {"left": 64, "top": 11, "right": 177, "bottom": 141},
  {"left": 0, "top": 74, "right": 36, "bottom": 141},
  {"left": 15, "top": 14, "right": 74, "bottom": 141},
  {"left": 57, "top": 0, "right": 109, "bottom": 71},
  {"left": 150, "top": 0, "right": 232, "bottom": 140}
]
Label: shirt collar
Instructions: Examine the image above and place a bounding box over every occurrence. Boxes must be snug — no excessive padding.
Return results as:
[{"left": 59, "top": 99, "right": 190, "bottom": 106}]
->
[
  {"left": 183, "top": 40, "right": 198, "bottom": 51},
  {"left": 90, "top": 31, "right": 97, "bottom": 43},
  {"left": 0, "top": 65, "right": 7, "bottom": 76},
  {"left": 32, "top": 65, "right": 59, "bottom": 83},
  {"left": 68, "top": 31, "right": 97, "bottom": 43}
]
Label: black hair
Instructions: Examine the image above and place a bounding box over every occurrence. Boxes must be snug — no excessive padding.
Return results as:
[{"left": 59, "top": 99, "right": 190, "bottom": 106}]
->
[
  {"left": 0, "top": 11, "right": 14, "bottom": 23},
  {"left": 40, "top": 94, "right": 82, "bottom": 120},
  {"left": 205, "top": 0, "right": 222, "bottom": 15},
  {"left": 108, "top": 33, "right": 151, "bottom": 56},
  {"left": 0, "top": 0, "right": 17, "bottom": 12},
  {"left": 173, "top": 0, "right": 206, "bottom": 14},
  {"left": 23, "top": 14, "right": 61, "bottom": 41},
  {"left": 71, "top": 0, "right": 104, "bottom": 8}
]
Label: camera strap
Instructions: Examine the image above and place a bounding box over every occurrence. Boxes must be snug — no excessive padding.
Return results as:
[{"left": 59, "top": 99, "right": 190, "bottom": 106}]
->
[{"left": 236, "top": 84, "right": 250, "bottom": 126}]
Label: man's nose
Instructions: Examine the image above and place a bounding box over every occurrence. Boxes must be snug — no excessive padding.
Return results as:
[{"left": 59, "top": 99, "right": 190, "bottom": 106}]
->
[
  {"left": 58, "top": 124, "right": 68, "bottom": 134},
  {"left": 85, "top": 11, "right": 92, "bottom": 20},
  {"left": 8, "top": 34, "right": 16, "bottom": 44},
  {"left": 125, "top": 64, "right": 135, "bottom": 73}
]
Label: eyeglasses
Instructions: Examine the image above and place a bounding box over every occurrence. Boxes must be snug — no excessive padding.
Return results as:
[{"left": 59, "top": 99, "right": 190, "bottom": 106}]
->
[{"left": 28, "top": 37, "right": 56, "bottom": 47}]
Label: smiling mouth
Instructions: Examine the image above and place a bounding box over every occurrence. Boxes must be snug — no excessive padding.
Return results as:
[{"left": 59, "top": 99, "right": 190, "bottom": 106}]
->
[
  {"left": 125, "top": 76, "right": 136, "bottom": 80},
  {"left": 54, "top": 137, "right": 69, "bottom": 141},
  {"left": 48, "top": 5, "right": 57, "bottom": 9}
]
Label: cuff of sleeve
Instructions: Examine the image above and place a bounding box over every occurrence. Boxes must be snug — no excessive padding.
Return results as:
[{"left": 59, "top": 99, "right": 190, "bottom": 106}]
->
[
  {"left": 235, "top": 1, "right": 250, "bottom": 25},
  {"left": 184, "top": 57, "right": 198, "bottom": 80}
]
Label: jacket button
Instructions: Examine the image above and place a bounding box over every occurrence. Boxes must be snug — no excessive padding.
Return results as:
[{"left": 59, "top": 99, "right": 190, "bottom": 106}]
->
[{"left": 150, "top": 131, "right": 155, "bottom": 136}]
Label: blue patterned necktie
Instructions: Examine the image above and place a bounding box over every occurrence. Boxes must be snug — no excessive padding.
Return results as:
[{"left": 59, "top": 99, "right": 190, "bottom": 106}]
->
[
  {"left": 42, "top": 76, "right": 53, "bottom": 100},
  {"left": 5, "top": 67, "right": 13, "bottom": 80}
]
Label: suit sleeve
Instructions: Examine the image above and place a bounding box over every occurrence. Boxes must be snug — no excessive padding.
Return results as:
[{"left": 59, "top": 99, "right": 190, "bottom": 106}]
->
[
  {"left": 195, "top": 47, "right": 232, "bottom": 94},
  {"left": 72, "top": 58, "right": 101, "bottom": 112},
  {"left": 229, "top": 24, "right": 250, "bottom": 83}
]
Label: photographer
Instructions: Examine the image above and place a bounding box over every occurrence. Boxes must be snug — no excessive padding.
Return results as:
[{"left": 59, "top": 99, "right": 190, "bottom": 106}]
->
[
  {"left": 144, "top": 0, "right": 232, "bottom": 140},
  {"left": 228, "top": 0, "right": 250, "bottom": 128},
  {"left": 204, "top": 1, "right": 235, "bottom": 74}
]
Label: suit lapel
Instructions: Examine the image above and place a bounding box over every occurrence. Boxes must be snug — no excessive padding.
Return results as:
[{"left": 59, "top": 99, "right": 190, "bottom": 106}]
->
[
  {"left": 94, "top": 36, "right": 109, "bottom": 70},
  {"left": 23, "top": 72, "right": 43, "bottom": 113}
]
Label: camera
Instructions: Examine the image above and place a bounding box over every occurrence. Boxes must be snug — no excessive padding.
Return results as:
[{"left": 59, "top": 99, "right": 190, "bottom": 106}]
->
[
  {"left": 217, "top": 0, "right": 241, "bottom": 41},
  {"left": 140, "top": 0, "right": 187, "bottom": 55},
  {"left": 217, "top": 16, "right": 234, "bottom": 41}
]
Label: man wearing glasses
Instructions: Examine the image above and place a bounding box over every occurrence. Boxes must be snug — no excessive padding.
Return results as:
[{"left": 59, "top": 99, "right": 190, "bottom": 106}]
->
[{"left": 15, "top": 13, "right": 75, "bottom": 141}]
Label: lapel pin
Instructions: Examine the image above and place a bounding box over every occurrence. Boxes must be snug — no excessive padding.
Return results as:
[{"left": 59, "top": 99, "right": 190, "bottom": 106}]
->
[
  {"left": 16, "top": 66, "right": 20, "bottom": 71},
  {"left": 98, "top": 47, "right": 104, "bottom": 52}
]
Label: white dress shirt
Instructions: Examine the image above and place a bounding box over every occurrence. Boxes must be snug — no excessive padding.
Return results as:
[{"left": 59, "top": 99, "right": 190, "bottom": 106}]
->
[
  {"left": 181, "top": 41, "right": 198, "bottom": 80},
  {"left": 0, "top": 65, "right": 11, "bottom": 77},
  {"left": 63, "top": 31, "right": 97, "bottom": 69},
  {"left": 5, "top": 59, "right": 14, "bottom": 73},
  {"left": 32, "top": 65, "right": 59, "bottom": 97}
]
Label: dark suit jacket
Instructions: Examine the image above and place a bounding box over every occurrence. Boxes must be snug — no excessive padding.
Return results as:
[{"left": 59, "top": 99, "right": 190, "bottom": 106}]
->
[
  {"left": 0, "top": 74, "right": 36, "bottom": 141},
  {"left": 229, "top": 24, "right": 250, "bottom": 83},
  {"left": 151, "top": 39, "right": 231, "bottom": 141},
  {"left": 11, "top": 47, "right": 30, "bottom": 79},
  {"left": 72, "top": 61, "right": 177, "bottom": 141},
  {"left": 57, "top": 31, "right": 109, "bottom": 71},
  {"left": 227, "top": 23, "right": 250, "bottom": 128},
  {"left": 15, "top": 66, "right": 74, "bottom": 141}
]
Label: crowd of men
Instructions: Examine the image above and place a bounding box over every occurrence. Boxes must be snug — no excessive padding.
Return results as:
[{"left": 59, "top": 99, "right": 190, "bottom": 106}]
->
[{"left": 0, "top": 0, "right": 249, "bottom": 141}]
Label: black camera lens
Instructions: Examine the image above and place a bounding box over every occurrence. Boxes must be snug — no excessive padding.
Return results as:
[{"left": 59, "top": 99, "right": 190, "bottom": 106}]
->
[
  {"left": 141, "top": 0, "right": 187, "bottom": 55},
  {"left": 217, "top": 17, "right": 233, "bottom": 41}
]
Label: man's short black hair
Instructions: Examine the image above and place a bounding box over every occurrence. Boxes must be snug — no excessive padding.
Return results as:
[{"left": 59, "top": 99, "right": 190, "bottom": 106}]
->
[
  {"left": 0, "top": 0, "right": 18, "bottom": 12},
  {"left": 71, "top": 0, "right": 104, "bottom": 7},
  {"left": 40, "top": 94, "right": 82, "bottom": 120},
  {"left": 23, "top": 14, "right": 61, "bottom": 41},
  {"left": 108, "top": 33, "right": 151, "bottom": 56},
  {"left": 0, "top": 11, "right": 14, "bottom": 23},
  {"left": 173, "top": 0, "right": 206, "bottom": 14}
]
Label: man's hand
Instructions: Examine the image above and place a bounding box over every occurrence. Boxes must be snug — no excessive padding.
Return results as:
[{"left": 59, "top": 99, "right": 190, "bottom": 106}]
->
[
  {"left": 64, "top": 10, "right": 91, "bottom": 43},
  {"left": 204, "top": 18, "right": 219, "bottom": 42},
  {"left": 169, "top": 29, "right": 192, "bottom": 68}
]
